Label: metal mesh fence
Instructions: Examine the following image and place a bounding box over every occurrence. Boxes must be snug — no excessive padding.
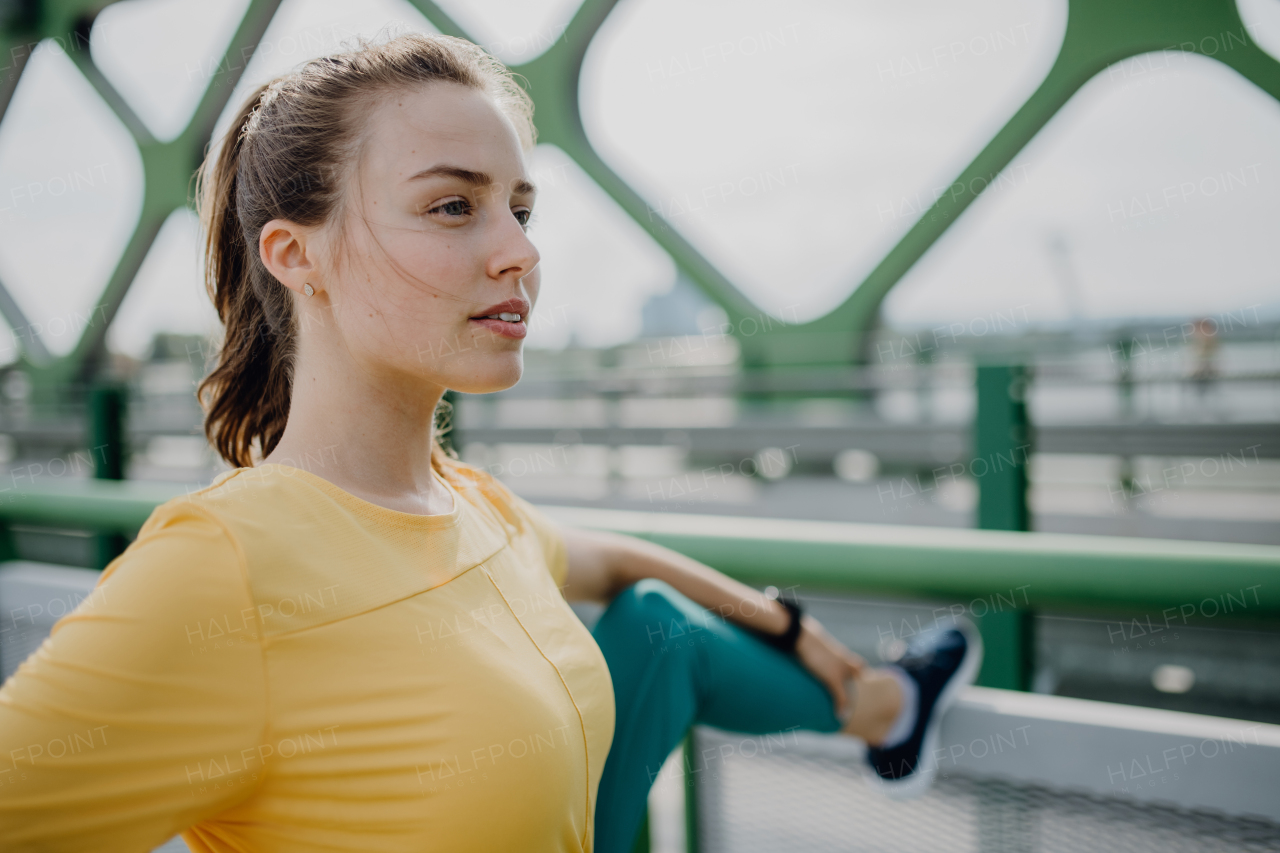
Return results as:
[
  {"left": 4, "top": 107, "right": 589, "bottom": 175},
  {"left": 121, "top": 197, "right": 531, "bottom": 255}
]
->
[
  {"left": 0, "top": 563, "right": 99, "bottom": 683},
  {"left": 692, "top": 726, "right": 1280, "bottom": 853}
]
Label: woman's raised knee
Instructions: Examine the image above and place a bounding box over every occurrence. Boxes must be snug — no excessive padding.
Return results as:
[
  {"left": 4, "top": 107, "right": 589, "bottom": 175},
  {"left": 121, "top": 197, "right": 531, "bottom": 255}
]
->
[
  {"left": 603, "top": 579, "right": 677, "bottom": 624},
  {"left": 597, "top": 579, "right": 706, "bottom": 649}
]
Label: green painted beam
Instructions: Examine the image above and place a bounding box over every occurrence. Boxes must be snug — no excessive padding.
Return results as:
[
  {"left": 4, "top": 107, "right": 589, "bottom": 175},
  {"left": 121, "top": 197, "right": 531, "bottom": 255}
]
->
[
  {"left": 178, "top": 0, "right": 285, "bottom": 153},
  {"left": 651, "top": 527, "right": 1278, "bottom": 616},
  {"left": 813, "top": 0, "right": 1280, "bottom": 367},
  {"left": 0, "top": 8, "right": 43, "bottom": 355},
  {"left": 88, "top": 381, "right": 128, "bottom": 566},
  {"left": 544, "top": 506, "right": 1280, "bottom": 618},
  {"left": 0, "top": 479, "right": 187, "bottom": 535},
  {"left": 417, "top": 0, "right": 1280, "bottom": 370},
  {"left": 6, "top": 0, "right": 1280, "bottom": 380},
  {"left": 975, "top": 365, "right": 1031, "bottom": 533},
  {"left": 512, "top": 0, "right": 762, "bottom": 323},
  {"left": 974, "top": 363, "right": 1034, "bottom": 689},
  {"left": 0, "top": 0, "right": 281, "bottom": 392},
  {"left": 409, "top": 0, "right": 762, "bottom": 325},
  {"left": 682, "top": 730, "right": 700, "bottom": 853},
  {"left": 3, "top": 481, "right": 1277, "bottom": 620},
  {"left": 50, "top": 0, "right": 283, "bottom": 387},
  {"left": 401, "top": 0, "right": 468, "bottom": 40}
]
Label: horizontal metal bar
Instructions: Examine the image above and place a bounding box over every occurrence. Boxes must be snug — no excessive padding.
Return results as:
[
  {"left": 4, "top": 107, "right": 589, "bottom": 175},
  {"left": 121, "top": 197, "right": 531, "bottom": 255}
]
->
[
  {"left": 0, "top": 480, "right": 188, "bottom": 535},
  {"left": 938, "top": 687, "right": 1280, "bottom": 821},
  {"left": 2, "top": 420, "right": 1274, "bottom": 465},
  {"left": 2, "top": 479, "right": 1270, "bottom": 618},
  {"left": 449, "top": 422, "right": 1280, "bottom": 462},
  {"left": 709, "top": 686, "right": 1280, "bottom": 822},
  {"left": 539, "top": 505, "right": 1280, "bottom": 617},
  {"left": 3, "top": 363, "right": 1274, "bottom": 412},
  {"left": 472, "top": 369, "right": 1280, "bottom": 399},
  {"left": 6, "top": 559, "right": 1275, "bottom": 829}
]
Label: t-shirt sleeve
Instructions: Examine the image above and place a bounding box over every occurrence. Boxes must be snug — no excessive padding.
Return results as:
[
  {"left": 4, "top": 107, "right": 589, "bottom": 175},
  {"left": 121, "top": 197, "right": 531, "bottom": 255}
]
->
[{"left": 0, "top": 501, "right": 269, "bottom": 851}]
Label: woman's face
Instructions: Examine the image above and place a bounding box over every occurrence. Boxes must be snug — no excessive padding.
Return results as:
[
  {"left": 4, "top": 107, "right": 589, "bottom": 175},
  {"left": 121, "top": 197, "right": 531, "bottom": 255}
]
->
[{"left": 318, "top": 81, "right": 541, "bottom": 395}]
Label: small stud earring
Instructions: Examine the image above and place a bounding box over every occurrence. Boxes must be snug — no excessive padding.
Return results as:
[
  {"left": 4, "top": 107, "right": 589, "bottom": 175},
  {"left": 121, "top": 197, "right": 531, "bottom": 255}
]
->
[{"left": 303, "top": 283, "right": 314, "bottom": 297}]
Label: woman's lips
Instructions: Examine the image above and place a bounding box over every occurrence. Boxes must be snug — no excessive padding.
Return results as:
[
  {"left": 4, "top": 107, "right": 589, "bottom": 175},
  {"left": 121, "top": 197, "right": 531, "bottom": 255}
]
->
[{"left": 469, "top": 316, "right": 527, "bottom": 339}]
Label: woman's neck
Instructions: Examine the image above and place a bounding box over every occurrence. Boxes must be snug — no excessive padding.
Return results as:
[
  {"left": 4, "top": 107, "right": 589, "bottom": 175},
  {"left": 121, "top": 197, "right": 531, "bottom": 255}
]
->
[{"left": 261, "top": 340, "right": 454, "bottom": 517}]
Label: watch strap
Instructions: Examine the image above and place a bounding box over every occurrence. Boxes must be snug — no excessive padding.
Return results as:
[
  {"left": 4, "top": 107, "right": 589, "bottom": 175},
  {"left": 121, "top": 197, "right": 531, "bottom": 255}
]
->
[{"left": 747, "top": 595, "right": 803, "bottom": 654}]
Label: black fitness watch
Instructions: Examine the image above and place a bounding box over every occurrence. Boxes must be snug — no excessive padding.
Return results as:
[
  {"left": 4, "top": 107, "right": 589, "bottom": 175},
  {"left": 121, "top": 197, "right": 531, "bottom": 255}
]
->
[{"left": 747, "top": 586, "right": 804, "bottom": 654}]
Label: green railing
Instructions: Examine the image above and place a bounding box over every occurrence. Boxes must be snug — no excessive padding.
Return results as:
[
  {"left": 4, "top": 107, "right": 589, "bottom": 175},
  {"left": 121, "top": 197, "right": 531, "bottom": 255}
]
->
[
  {"left": 548, "top": 493, "right": 1280, "bottom": 852},
  {"left": 2, "top": 475, "right": 1277, "bottom": 852},
  {"left": 6, "top": 476, "right": 1276, "bottom": 672},
  {"left": 3, "top": 353, "right": 1272, "bottom": 850}
]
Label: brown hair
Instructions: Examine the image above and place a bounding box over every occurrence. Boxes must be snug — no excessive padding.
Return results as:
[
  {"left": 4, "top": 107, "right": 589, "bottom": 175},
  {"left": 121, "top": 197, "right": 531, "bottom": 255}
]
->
[{"left": 195, "top": 33, "right": 535, "bottom": 471}]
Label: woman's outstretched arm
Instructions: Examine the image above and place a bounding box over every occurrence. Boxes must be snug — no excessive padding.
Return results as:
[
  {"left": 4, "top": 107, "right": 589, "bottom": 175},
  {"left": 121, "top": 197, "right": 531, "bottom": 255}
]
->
[{"left": 557, "top": 524, "right": 867, "bottom": 720}]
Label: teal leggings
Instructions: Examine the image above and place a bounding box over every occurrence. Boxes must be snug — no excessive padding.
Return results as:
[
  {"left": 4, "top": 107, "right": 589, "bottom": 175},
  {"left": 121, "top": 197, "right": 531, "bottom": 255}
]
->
[{"left": 590, "top": 579, "right": 843, "bottom": 853}]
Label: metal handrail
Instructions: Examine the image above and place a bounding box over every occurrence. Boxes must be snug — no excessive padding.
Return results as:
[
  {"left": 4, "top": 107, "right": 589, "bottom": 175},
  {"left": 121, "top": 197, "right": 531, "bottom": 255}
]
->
[
  {"left": 543, "top": 505, "right": 1280, "bottom": 617},
  {"left": 0, "top": 479, "right": 187, "bottom": 535},
  {"left": 2, "top": 479, "right": 1275, "bottom": 619},
  {"left": 3, "top": 478, "right": 1276, "bottom": 853}
]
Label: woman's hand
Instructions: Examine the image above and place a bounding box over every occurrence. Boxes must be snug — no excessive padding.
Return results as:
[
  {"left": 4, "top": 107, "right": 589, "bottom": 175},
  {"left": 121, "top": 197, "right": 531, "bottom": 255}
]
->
[{"left": 794, "top": 614, "right": 867, "bottom": 723}]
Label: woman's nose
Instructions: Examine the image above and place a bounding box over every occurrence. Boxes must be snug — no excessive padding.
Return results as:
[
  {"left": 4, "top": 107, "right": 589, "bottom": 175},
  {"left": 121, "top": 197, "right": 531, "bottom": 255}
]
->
[{"left": 489, "top": 214, "right": 540, "bottom": 282}]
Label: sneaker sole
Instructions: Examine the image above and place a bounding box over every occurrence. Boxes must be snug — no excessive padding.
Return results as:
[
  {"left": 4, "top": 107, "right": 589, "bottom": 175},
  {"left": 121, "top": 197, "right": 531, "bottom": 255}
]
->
[{"left": 866, "top": 616, "right": 984, "bottom": 801}]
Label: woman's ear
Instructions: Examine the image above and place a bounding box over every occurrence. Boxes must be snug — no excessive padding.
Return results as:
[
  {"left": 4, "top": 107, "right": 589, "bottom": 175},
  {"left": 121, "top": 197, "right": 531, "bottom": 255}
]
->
[{"left": 259, "top": 219, "right": 319, "bottom": 296}]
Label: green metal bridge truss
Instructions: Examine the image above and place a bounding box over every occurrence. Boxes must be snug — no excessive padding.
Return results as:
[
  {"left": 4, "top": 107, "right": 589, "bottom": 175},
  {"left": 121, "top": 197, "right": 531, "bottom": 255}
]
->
[
  {"left": 1, "top": 0, "right": 1278, "bottom": 385},
  {"left": 2, "top": 10, "right": 1277, "bottom": 845}
]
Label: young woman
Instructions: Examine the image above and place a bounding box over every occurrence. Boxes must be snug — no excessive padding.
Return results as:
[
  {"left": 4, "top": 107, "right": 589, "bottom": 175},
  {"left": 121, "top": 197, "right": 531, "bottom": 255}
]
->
[{"left": 0, "top": 33, "right": 979, "bottom": 853}]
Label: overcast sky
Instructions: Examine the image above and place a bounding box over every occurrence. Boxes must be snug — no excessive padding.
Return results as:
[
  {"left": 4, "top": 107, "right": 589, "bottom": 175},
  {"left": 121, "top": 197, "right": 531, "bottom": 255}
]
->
[{"left": 0, "top": 0, "right": 1278, "bottom": 360}]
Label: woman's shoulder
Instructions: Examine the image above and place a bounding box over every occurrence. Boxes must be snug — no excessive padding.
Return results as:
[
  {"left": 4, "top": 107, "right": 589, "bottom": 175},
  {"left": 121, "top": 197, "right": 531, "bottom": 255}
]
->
[
  {"left": 93, "top": 468, "right": 286, "bottom": 625},
  {"left": 101, "top": 483, "right": 253, "bottom": 609},
  {"left": 165, "top": 463, "right": 302, "bottom": 513},
  {"left": 137, "top": 466, "right": 343, "bottom": 615},
  {"left": 144, "top": 463, "right": 346, "bottom": 542}
]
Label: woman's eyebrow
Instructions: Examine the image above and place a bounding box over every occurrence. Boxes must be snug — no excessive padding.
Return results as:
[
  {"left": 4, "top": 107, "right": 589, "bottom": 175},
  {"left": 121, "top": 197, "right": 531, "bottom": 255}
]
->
[
  {"left": 405, "top": 164, "right": 537, "bottom": 196},
  {"left": 405, "top": 164, "right": 489, "bottom": 185}
]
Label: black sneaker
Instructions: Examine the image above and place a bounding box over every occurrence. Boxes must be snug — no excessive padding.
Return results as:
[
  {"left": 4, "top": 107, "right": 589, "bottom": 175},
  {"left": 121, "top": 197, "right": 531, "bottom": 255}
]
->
[{"left": 864, "top": 617, "right": 983, "bottom": 800}]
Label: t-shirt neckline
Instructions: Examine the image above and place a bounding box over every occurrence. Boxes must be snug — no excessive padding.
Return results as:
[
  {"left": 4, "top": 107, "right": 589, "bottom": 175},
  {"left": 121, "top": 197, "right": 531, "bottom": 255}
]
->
[{"left": 252, "top": 462, "right": 462, "bottom": 528}]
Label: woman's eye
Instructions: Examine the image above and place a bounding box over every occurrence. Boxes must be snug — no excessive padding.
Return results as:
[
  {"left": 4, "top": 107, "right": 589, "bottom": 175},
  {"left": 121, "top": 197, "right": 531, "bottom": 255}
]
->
[
  {"left": 429, "top": 198, "right": 472, "bottom": 217},
  {"left": 513, "top": 208, "right": 532, "bottom": 227}
]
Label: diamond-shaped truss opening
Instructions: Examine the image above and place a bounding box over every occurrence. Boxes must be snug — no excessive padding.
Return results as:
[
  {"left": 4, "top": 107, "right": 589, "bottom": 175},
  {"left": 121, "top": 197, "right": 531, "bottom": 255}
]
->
[
  {"left": 89, "top": 0, "right": 253, "bottom": 143},
  {"left": 432, "top": 0, "right": 586, "bottom": 65},
  {"left": 0, "top": 324, "right": 19, "bottom": 370},
  {"left": 106, "top": 208, "right": 216, "bottom": 361},
  {"left": 0, "top": 39, "right": 143, "bottom": 360},
  {"left": 882, "top": 51, "right": 1280, "bottom": 329},
  {"left": 1238, "top": 0, "right": 1280, "bottom": 67},
  {"left": 524, "top": 144, "right": 677, "bottom": 349},
  {"left": 581, "top": 0, "right": 1068, "bottom": 324}
]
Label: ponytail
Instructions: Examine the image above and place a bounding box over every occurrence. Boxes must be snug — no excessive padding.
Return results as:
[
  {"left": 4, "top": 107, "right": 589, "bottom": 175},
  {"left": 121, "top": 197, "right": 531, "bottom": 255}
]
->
[{"left": 196, "top": 84, "right": 295, "bottom": 469}]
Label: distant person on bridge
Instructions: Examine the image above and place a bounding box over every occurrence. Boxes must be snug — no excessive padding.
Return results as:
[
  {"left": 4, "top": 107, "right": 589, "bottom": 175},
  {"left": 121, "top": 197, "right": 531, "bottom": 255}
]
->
[{"left": 0, "top": 32, "right": 979, "bottom": 853}]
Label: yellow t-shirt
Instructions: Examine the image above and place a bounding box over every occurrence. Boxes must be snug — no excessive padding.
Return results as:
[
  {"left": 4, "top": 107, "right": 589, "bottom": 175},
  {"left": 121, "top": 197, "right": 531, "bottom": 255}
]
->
[{"left": 0, "top": 462, "right": 615, "bottom": 852}]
